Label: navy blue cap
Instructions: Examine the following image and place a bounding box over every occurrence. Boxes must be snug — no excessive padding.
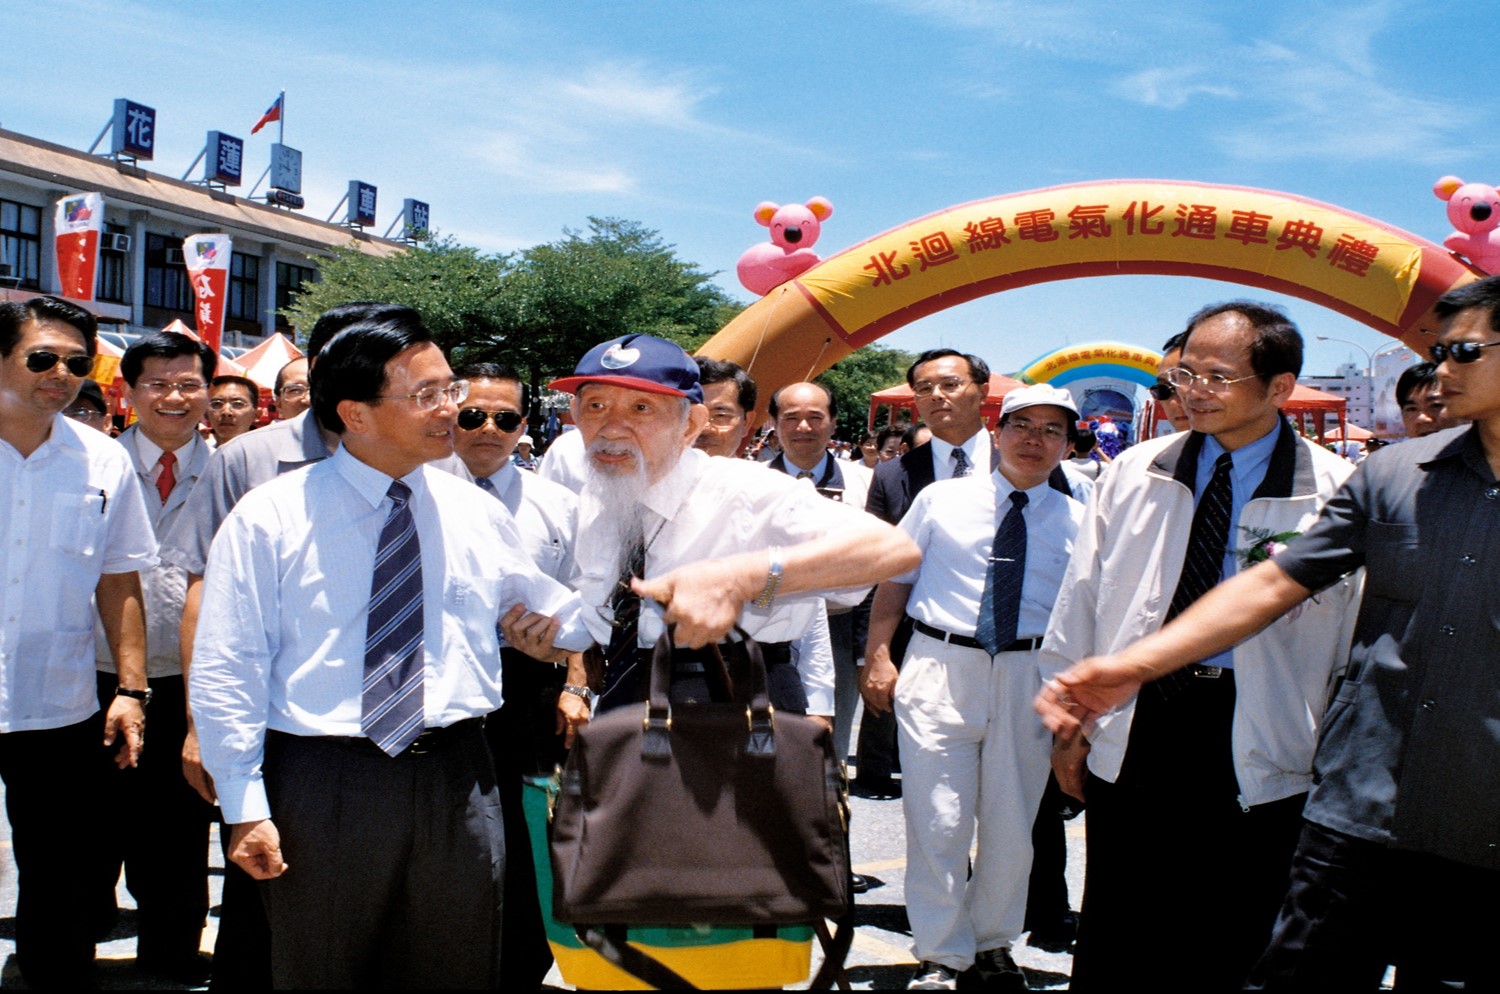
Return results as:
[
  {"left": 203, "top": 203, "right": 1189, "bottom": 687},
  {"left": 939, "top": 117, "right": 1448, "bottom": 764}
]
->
[{"left": 549, "top": 334, "right": 703, "bottom": 404}]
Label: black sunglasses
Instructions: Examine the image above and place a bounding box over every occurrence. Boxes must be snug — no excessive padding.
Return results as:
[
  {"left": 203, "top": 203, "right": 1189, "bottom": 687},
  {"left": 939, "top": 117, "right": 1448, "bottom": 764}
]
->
[
  {"left": 1147, "top": 381, "right": 1175, "bottom": 401},
  {"left": 457, "top": 408, "right": 524, "bottom": 432},
  {"left": 1430, "top": 340, "right": 1500, "bottom": 365},
  {"left": 25, "top": 350, "right": 94, "bottom": 377}
]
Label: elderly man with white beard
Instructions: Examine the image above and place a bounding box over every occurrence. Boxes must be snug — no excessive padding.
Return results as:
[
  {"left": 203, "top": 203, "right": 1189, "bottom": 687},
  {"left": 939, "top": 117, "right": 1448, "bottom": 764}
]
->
[{"left": 504, "top": 334, "right": 921, "bottom": 715}]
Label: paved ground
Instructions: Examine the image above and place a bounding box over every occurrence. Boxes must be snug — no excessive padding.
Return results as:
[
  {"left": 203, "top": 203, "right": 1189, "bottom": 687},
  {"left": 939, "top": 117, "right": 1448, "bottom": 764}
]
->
[{"left": 0, "top": 748, "right": 1085, "bottom": 990}]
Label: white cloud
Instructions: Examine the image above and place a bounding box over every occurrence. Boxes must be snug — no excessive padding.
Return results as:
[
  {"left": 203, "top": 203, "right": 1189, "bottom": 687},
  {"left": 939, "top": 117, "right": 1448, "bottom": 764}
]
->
[{"left": 1113, "top": 67, "right": 1237, "bottom": 109}]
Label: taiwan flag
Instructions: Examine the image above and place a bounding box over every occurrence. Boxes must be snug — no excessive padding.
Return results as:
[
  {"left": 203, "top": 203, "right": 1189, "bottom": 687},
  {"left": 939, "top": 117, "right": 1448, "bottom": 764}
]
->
[{"left": 250, "top": 95, "right": 282, "bottom": 135}]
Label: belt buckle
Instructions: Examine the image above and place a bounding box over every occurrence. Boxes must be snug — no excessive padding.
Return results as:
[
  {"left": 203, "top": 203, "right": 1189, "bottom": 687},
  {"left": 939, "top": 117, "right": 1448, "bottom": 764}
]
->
[
  {"left": 1193, "top": 665, "right": 1224, "bottom": 679},
  {"left": 406, "top": 729, "right": 436, "bottom": 755}
]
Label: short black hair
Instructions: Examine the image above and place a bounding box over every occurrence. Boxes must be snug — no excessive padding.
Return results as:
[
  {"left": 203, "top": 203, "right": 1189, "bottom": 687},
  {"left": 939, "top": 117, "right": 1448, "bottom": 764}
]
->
[
  {"left": 901, "top": 421, "right": 928, "bottom": 450},
  {"left": 1074, "top": 427, "right": 1097, "bottom": 454},
  {"left": 211, "top": 375, "right": 259, "bottom": 402},
  {"left": 999, "top": 409, "right": 1080, "bottom": 446},
  {"left": 306, "top": 302, "right": 421, "bottom": 360},
  {"left": 455, "top": 361, "right": 529, "bottom": 411},
  {"left": 312, "top": 311, "right": 434, "bottom": 434},
  {"left": 1160, "top": 332, "right": 1188, "bottom": 355},
  {"left": 1433, "top": 275, "right": 1500, "bottom": 333},
  {"left": 768, "top": 381, "right": 835, "bottom": 420},
  {"left": 1395, "top": 361, "right": 1439, "bottom": 406},
  {"left": 877, "top": 426, "right": 904, "bottom": 449},
  {"left": 696, "top": 357, "right": 757, "bottom": 413},
  {"left": 121, "top": 331, "right": 215, "bottom": 387},
  {"left": 1182, "top": 300, "right": 1303, "bottom": 383},
  {"left": 274, "top": 356, "right": 309, "bottom": 395},
  {"left": 0, "top": 295, "right": 98, "bottom": 358},
  {"left": 906, "top": 348, "right": 990, "bottom": 389}
]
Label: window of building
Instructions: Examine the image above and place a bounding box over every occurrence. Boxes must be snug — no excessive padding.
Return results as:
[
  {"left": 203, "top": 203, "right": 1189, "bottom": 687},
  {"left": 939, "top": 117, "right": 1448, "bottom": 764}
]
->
[
  {"left": 96, "top": 225, "right": 130, "bottom": 303},
  {"left": 144, "top": 233, "right": 191, "bottom": 311},
  {"left": 0, "top": 199, "right": 42, "bottom": 289},
  {"left": 229, "top": 252, "right": 260, "bottom": 322},
  {"left": 275, "top": 261, "right": 318, "bottom": 321}
]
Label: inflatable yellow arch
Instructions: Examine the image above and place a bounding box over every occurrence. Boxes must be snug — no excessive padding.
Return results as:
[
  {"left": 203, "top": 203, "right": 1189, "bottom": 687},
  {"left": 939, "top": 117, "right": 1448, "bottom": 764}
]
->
[{"left": 698, "top": 179, "right": 1479, "bottom": 409}]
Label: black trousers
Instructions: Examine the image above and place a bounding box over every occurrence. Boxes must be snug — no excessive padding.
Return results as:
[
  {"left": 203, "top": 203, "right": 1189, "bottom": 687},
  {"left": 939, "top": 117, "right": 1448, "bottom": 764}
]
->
[
  {"left": 0, "top": 715, "right": 106, "bottom": 988},
  {"left": 94, "top": 673, "right": 213, "bottom": 961},
  {"left": 484, "top": 648, "right": 568, "bottom": 988},
  {"left": 1070, "top": 673, "right": 1306, "bottom": 991},
  {"left": 1253, "top": 819, "right": 1500, "bottom": 991},
  {"left": 259, "top": 722, "right": 505, "bottom": 989}
]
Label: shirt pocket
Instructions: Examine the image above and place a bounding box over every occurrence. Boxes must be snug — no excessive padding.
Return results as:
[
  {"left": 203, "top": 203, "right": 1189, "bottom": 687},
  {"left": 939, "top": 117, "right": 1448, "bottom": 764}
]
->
[
  {"left": 1364, "top": 520, "right": 1419, "bottom": 603},
  {"left": 50, "top": 492, "right": 106, "bottom": 558}
]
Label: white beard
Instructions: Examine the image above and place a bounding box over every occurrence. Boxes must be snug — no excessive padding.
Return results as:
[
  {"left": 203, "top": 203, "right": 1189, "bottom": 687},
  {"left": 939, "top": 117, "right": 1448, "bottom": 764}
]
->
[{"left": 585, "top": 438, "right": 653, "bottom": 581}]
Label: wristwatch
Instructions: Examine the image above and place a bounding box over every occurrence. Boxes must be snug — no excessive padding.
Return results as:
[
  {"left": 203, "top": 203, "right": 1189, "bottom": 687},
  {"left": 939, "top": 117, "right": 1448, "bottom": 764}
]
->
[
  {"left": 115, "top": 686, "right": 153, "bottom": 706},
  {"left": 561, "top": 684, "right": 597, "bottom": 711}
]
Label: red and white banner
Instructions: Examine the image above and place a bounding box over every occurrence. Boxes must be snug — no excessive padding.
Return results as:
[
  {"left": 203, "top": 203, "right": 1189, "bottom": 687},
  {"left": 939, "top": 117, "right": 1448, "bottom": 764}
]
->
[
  {"left": 54, "top": 193, "right": 104, "bottom": 301},
  {"left": 183, "top": 233, "right": 233, "bottom": 353}
]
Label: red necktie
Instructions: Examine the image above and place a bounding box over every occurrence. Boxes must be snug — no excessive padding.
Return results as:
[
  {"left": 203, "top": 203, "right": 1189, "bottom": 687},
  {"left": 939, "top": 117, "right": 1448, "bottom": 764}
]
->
[{"left": 156, "top": 450, "right": 177, "bottom": 505}]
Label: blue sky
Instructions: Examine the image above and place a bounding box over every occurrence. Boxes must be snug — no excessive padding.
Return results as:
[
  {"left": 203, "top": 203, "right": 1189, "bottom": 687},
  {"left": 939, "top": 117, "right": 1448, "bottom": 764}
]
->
[{"left": 7, "top": 0, "right": 1492, "bottom": 378}]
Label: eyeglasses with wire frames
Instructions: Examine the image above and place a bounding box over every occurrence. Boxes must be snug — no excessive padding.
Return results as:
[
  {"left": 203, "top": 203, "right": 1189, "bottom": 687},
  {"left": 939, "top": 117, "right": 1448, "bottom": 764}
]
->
[
  {"left": 209, "top": 398, "right": 254, "bottom": 412},
  {"left": 1001, "top": 418, "right": 1069, "bottom": 441},
  {"left": 137, "top": 378, "right": 208, "bottom": 396},
  {"left": 457, "top": 407, "right": 524, "bottom": 432},
  {"left": 1162, "top": 367, "right": 1262, "bottom": 394},
  {"left": 374, "top": 380, "right": 469, "bottom": 411},
  {"left": 1430, "top": 340, "right": 1500, "bottom": 365},
  {"left": 25, "top": 351, "right": 94, "bottom": 377},
  {"left": 911, "top": 376, "right": 975, "bottom": 399}
]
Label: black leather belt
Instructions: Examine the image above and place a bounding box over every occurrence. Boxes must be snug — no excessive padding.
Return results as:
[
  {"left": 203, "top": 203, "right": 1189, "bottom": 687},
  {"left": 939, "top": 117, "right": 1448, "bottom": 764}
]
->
[
  {"left": 284, "top": 716, "right": 484, "bottom": 757},
  {"left": 910, "top": 618, "right": 1043, "bottom": 654}
]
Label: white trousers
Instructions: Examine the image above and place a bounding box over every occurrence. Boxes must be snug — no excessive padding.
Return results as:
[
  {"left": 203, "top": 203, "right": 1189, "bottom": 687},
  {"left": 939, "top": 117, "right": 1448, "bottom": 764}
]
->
[{"left": 895, "top": 631, "right": 1052, "bottom": 970}]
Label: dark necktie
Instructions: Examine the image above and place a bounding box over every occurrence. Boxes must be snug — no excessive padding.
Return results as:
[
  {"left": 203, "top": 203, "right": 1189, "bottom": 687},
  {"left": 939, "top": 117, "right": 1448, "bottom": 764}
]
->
[
  {"left": 475, "top": 475, "right": 497, "bottom": 496},
  {"left": 363, "top": 480, "right": 425, "bottom": 756},
  {"left": 797, "top": 470, "right": 814, "bottom": 481},
  {"left": 1167, "top": 452, "right": 1235, "bottom": 621},
  {"left": 952, "top": 447, "right": 972, "bottom": 478},
  {"left": 155, "top": 450, "right": 177, "bottom": 505},
  {"left": 599, "top": 537, "right": 647, "bottom": 710},
  {"left": 1152, "top": 452, "right": 1235, "bottom": 697},
  {"left": 975, "top": 490, "right": 1028, "bottom": 655}
]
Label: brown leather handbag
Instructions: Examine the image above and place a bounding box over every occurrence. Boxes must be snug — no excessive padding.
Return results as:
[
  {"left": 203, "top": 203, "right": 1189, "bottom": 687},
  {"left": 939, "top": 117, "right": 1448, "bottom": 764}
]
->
[{"left": 551, "top": 629, "right": 851, "bottom": 927}]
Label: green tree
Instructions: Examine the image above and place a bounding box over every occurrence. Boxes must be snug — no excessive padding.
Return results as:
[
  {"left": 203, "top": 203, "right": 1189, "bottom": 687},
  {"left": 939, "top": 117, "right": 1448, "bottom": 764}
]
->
[
  {"left": 815, "top": 344, "right": 915, "bottom": 442},
  {"left": 476, "top": 217, "right": 742, "bottom": 390},
  {"left": 282, "top": 233, "right": 509, "bottom": 354}
]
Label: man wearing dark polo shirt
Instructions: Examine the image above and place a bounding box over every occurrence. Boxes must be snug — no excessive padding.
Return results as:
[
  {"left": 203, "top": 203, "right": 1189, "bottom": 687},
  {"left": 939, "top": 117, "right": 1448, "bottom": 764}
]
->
[{"left": 1038, "top": 274, "right": 1500, "bottom": 989}]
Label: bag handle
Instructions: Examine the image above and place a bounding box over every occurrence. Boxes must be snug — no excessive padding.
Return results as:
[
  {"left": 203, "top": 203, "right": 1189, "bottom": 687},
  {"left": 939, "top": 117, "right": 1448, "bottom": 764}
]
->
[{"left": 642, "top": 626, "right": 776, "bottom": 760}]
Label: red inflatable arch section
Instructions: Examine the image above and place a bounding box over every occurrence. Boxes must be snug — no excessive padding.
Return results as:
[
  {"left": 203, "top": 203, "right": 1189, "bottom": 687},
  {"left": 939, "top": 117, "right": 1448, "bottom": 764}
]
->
[{"left": 698, "top": 179, "right": 1480, "bottom": 410}]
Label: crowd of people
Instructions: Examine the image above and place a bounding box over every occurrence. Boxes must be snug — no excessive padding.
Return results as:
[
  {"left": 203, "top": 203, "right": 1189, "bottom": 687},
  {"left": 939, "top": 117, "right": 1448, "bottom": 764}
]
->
[{"left": 0, "top": 276, "right": 1495, "bottom": 990}]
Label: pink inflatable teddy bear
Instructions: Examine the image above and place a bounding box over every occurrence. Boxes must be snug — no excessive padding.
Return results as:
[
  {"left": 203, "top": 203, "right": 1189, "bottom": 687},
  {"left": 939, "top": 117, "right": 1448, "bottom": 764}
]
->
[
  {"left": 1434, "top": 175, "right": 1500, "bottom": 274},
  {"left": 736, "top": 197, "right": 834, "bottom": 295}
]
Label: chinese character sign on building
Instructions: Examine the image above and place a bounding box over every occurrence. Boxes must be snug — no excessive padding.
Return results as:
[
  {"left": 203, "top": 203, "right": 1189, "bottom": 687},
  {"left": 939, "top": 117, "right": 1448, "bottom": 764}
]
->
[
  {"left": 110, "top": 99, "right": 156, "bottom": 160},
  {"left": 207, "top": 132, "right": 244, "bottom": 186},
  {"left": 183, "top": 233, "right": 233, "bottom": 353},
  {"left": 404, "top": 199, "right": 430, "bottom": 237},
  {"left": 348, "top": 181, "right": 377, "bottom": 227},
  {"left": 53, "top": 193, "right": 104, "bottom": 301}
]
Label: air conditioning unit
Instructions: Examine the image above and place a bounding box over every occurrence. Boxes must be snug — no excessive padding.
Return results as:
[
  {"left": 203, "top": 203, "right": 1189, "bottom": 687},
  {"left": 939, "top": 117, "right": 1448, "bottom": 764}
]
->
[
  {"left": 100, "top": 233, "right": 132, "bottom": 253},
  {"left": 165, "top": 247, "right": 186, "bottom": 266},
  {"left": 0, "top": 262, "right": 15, "bottom": 279}
]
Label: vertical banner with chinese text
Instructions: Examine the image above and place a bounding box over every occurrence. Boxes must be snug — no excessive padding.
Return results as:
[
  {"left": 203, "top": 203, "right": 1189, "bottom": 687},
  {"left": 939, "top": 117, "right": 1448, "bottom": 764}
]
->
[
  {"left": 54, "top": 193, "right": 104, "bottom": 300},
  {"left": 183, "top": 233, "right": 232, "bottom": 353}
]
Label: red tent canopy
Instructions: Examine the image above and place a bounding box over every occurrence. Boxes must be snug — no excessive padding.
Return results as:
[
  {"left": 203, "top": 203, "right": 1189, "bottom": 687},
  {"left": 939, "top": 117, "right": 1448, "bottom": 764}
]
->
[
  {"left": 868, "top": 372, "right": 1027, "bottom": 431},
  {"left": 1282, "top": 383, "right": 1349, "bottom": 442}
]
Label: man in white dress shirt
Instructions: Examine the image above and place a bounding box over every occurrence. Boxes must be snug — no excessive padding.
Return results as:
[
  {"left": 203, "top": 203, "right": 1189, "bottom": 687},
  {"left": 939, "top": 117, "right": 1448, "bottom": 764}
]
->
[
  {"left": 451, "top": 361, "right": 582, "bottom": 987},
  {"left": 94, "top": 330, "right": 218, "bottom": 984},
  {"left": 864, "top": 385, "right": 1085, "bottom": 991},
  {"left": 190, "top": 312, "right": 591, "bottom": 988},
  {"left": 0, "top": 296, "right": 156, "bottom": 988},
  {"left": 507, "top": 334, "right": 920, "bottom": 712}
]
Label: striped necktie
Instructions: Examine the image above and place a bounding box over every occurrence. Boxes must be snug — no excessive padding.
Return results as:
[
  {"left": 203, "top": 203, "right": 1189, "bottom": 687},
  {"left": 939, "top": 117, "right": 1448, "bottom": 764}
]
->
[
  {"left": 1151, "top": 452, "right": 1235, "bottom": 697},
  {"left": 975, "top": 490, "right": 1028, "bottom": 655},
  {"left": 362, "top": 480, "right": 425, "bottom": 756}
]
